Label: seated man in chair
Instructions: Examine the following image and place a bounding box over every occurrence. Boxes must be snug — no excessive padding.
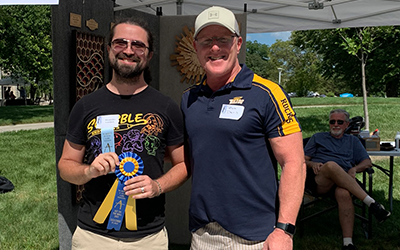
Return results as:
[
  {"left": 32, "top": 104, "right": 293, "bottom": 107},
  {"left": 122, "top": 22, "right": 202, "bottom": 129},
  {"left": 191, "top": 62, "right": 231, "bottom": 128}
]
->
[{"left": 304, "top": 109, "right": 390, "bottom": 250}]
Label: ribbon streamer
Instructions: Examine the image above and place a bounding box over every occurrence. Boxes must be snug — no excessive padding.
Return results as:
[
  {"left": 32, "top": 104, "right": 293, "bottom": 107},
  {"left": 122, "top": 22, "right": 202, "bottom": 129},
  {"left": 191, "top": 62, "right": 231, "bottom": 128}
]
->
[
  {"left": 93, "top": 152, "right": 144, "bottom": 231},
  {"left": 100, "top": 128, "right": 115, "bottom": 153}
]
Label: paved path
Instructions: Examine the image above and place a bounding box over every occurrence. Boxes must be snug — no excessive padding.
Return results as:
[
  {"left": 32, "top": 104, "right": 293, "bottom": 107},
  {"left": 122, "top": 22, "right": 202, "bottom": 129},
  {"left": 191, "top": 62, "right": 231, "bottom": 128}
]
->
[{"left": 0, "top": 122, "right": 54, "bottom": 133}]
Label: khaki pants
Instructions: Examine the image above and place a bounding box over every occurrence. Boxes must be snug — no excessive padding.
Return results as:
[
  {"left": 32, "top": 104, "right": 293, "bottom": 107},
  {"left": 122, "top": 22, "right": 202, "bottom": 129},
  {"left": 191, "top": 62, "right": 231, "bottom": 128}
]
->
[
  {"left": 191, "top": 222, "right": 264, "bottom": 250},
  {"left": 72, "top": 226, "right": 168, "bottom": 250}
]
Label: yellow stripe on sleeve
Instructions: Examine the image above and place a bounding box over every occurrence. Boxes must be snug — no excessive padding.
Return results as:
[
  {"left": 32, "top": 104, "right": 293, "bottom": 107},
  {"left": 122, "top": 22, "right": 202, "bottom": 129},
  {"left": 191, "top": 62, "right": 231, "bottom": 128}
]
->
[{"left": 252, "top": 74, "right": 301, "bottom": 136}]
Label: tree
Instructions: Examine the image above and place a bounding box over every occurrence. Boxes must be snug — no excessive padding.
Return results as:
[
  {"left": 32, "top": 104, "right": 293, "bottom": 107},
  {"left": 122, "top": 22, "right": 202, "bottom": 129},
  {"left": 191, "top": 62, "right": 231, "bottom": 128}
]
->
[
  {"left": 338, "top": 27, "right": 380, "bottom": 130},
  {"left": 268, "top": 40, "right": 294, "bottom": 87},
  {"left": 292, "top": 27, "right": 400, "bottom": 130},
  {"left": 246, "top": 38, "right": 328, "bottom": 97},
  {"left": 245, "top": 40, "right": 271, "bottom": 79},
  {"left": 0, "top": 5, "right": 52, "bottom": 100},
  {"left": 367, "top": 26, "right": 400, "bottom": 97},
  {"left": 292, "top": 27, "right": 400, "bottom": 97},
  {"left": 284, "top": 42, "right": 329, "bottom": 97},
  {"left": 291, "top": 29, "right": 359, "bottom": 95}
]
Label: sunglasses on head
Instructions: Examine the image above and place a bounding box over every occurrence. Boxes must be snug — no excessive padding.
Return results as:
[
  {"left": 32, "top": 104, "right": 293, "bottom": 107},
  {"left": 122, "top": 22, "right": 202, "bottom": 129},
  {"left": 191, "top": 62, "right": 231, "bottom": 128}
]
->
[{"left": 329, "top": 119, "right": 345, "bottom": 125}]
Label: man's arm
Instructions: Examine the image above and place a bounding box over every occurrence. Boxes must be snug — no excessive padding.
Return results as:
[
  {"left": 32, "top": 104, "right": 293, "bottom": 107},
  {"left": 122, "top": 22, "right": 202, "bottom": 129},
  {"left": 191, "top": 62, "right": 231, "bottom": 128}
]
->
[
  {"left": 348, "top": 137, "right": 373, "bottom": 177},
  {"left": 348, "top": 158, "right": 372, "bottom": 178},
  {"left": 272, "top": 132, "right": 306, "bottom": 225},
  {"left": 58, "top": 139, "right": 119, "bottom": 185},
  {"left": 353, "top": 158, "right": 372, "bottom": 172},
  {"left": 155, "top": 144, "right": 190, "bottom": 193},
  {"left": 264, "top": 132, "right": 306, "bottom": 249},
  {"left": 123, "top": 143, "right": 190, "bottom": 199}
]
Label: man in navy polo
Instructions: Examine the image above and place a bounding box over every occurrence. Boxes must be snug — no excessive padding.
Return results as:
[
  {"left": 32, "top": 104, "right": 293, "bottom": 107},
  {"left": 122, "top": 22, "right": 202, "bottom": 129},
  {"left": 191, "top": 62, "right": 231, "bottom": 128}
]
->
[{"left": 181, "top": 6, "right": 305, "bottom": 250}]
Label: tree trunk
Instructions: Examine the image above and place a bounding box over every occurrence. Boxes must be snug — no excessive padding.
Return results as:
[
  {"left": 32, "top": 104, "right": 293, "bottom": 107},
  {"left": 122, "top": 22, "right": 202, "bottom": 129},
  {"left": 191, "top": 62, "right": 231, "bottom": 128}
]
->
[
  {"left": 361, "top": 52, "right": 369, "bottom": 131},
  {"left": 30, "top": 83, "right": 37, "bottom": 101}
]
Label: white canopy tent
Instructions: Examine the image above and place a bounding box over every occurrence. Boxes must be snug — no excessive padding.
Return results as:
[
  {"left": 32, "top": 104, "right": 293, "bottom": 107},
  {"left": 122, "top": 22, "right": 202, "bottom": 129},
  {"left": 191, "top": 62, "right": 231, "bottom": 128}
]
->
[{"left": 114, "top": 0, "right": 400, "bottom": 33}]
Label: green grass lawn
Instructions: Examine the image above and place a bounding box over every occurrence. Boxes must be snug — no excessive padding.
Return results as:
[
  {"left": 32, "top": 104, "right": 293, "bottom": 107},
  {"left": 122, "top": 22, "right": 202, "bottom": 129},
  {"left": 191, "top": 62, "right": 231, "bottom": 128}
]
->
[
  {"left": 0, "top": 128, "right": 58, "bottom": 249},
  {"left": 0, "top": 98, "right": 399, "bottom": 249},
  {"left": 0, "top": 105, "right": 54, "bottom": 126},
  {"left": 292, "top": 97, "right": 400, "bottom": 140}
]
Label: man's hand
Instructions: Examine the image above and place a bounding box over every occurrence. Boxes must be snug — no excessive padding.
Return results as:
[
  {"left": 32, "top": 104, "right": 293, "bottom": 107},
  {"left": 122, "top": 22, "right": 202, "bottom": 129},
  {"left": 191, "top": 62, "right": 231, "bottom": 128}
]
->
[
  {"left": 263, "top": 228, "right": 293, "bottom": 250},
  {"left": 123, "top": 176, "right": 161, "bottom": 199},
  {"left": 311, "top": 162, "right": 323, "bottom": 175},
  {"left": 86, "top": 152, "right": 119, "bottom": 179}
]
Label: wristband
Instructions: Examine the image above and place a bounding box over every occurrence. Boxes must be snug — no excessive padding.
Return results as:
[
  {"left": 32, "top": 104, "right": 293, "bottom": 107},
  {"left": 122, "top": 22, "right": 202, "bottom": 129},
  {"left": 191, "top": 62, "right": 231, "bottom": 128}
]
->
[
  {"left": 154, "top": 179, "right": 163, "bottom": 196},
  {"left": 275, "top": 222, "right": 296, "bottom": 236}
]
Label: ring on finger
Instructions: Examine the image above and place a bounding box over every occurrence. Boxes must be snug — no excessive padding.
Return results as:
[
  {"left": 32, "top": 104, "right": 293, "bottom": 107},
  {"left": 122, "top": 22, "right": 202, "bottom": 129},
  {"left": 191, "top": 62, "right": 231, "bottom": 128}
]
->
[{"left": 141, "top": 187, "right": 145, "bottom": 193}]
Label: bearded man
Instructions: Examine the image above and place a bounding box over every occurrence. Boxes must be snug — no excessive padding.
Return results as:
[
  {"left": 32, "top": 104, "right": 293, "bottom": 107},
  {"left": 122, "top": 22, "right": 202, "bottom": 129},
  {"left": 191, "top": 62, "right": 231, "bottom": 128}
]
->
[{"left": 58, "top": 17, "right": 189, "bottom": 250}]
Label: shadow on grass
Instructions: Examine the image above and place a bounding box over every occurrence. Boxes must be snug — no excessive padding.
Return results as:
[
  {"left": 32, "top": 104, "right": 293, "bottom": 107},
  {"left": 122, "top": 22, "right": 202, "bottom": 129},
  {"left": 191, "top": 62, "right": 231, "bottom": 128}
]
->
[
  {"left": 297, "top": 114, "right": 328, "bottom": 137},
  {"left": 0, "top": 105, "right": 53, "bottom": 125}
]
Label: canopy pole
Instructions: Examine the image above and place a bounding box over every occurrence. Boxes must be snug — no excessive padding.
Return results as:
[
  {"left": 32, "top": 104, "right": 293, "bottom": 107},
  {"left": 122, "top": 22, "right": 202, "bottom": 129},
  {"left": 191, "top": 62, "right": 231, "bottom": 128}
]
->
[
  {"left": 177, "top": 0, "right": 182, "bottom": 15},
  {"left": 331, "top": 6, "right": 341, "bottom": 24}
]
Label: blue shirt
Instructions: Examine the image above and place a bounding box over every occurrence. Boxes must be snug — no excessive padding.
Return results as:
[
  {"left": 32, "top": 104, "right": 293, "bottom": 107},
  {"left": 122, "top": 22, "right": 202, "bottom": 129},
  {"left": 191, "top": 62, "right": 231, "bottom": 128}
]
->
[
  {"left": 181, "top": 64, "right": 301, "bottom": 241},
  {"left": 304, "top": 132, "right": 370, "bottom": 172}
]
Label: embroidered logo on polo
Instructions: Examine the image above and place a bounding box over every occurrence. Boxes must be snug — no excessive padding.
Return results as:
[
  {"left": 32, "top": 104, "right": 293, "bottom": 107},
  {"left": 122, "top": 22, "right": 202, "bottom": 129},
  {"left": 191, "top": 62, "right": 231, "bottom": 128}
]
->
[{"left": 229, "top": 96, "right": 244, "bottom": 105}]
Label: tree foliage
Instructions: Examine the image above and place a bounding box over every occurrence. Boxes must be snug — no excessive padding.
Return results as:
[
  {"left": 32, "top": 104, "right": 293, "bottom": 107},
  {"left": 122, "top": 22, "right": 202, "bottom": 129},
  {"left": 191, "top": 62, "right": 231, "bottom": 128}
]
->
[
  {"left": 245, "top": 40, "right": 271, "bottom": 79},
  {"left": 246, "top": 37, "right": 329, "bottom": 97},
  {"left": 0, "top": 5, "right": 52, "bottom": 99},
  {"left": 338, "top": 27, "right": 382, "bottom": 130},
  {"left": 367, "top": 26, "right": 400, "bottom": 97},
  {"left": 291, "top": 27, "right": 400, "bottom": 97},
  {"left": 291, "top": 29, "right": 359, "bottom": 95}
]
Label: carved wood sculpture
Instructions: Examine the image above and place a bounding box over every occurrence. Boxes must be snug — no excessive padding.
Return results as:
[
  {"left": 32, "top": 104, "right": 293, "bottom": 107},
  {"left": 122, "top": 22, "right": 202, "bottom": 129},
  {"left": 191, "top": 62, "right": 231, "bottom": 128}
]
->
[{"left": 170, "top": 26, "right": 204, "bottom": 84}]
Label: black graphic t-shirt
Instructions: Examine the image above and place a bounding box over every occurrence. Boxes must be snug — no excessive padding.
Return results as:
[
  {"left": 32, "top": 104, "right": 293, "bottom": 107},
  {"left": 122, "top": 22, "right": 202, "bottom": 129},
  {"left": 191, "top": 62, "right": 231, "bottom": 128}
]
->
[{"left": 66, "top": 85, "right": 184, "bottom": 238}]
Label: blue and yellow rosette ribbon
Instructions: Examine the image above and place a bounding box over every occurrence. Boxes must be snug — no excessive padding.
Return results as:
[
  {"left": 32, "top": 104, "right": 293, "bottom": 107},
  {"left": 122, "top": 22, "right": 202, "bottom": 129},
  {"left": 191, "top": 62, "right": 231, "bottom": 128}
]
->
[{"left": 93, "top": 152, "right": 144, "bottom": 231}]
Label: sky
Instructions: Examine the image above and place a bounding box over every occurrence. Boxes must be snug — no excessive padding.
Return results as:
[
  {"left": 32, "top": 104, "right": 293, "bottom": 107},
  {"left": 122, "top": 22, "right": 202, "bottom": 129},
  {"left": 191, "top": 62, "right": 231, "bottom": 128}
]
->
[{"left": 246, "top": 31, "right": 292, "bottom": 46}]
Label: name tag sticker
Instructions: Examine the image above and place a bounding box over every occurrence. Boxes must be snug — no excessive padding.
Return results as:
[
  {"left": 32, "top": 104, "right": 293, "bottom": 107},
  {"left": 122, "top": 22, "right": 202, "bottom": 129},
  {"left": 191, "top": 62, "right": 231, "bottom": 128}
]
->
[
  {"left": 219, "top": 104, "right": 245, "bottom": 120},
  {"left": 96, "top": 114, "right": 119, "bottom": 129}
]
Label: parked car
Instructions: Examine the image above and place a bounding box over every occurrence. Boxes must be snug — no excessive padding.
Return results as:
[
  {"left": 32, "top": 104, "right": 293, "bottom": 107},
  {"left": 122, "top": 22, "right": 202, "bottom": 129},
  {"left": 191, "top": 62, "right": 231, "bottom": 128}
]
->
[{"left": 307, "top": 91, "right": 319, "bottom": 97}]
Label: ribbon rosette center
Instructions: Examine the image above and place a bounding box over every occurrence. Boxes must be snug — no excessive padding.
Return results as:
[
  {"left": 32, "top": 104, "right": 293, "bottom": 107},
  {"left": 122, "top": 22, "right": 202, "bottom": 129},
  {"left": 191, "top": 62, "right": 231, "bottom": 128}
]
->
[{"left": 116, "top": 153, "right": 144, "bottom": 182}]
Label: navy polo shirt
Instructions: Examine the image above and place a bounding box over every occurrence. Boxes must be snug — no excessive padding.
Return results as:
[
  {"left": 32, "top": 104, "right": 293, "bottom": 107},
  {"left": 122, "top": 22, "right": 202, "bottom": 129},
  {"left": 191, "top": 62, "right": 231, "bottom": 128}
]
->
[
  {"left": 181, "top": 64, "right": 301, "bottom": 241},
  {"left": 304, "top": 132, "right": 370, "bottom": 172}
]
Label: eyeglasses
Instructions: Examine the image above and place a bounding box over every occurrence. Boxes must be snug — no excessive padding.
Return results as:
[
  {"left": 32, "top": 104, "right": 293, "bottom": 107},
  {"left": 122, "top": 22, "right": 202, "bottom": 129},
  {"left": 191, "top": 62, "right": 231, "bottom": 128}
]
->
[
  {"left": 329, "top": 119, "right": 345, "bottom": 125},
  {"left": 195, "top": 35, "right": 237, "bottom": 47},
  {"left": 110, "top": 38, "right": 149, "bottom": 55}
]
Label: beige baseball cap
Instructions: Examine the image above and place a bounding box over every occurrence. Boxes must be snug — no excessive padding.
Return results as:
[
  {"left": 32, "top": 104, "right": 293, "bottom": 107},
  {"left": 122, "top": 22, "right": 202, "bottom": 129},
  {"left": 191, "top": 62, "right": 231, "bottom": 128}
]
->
[{"left": 194, "top": 6, "right": 240, "bottom": 39}]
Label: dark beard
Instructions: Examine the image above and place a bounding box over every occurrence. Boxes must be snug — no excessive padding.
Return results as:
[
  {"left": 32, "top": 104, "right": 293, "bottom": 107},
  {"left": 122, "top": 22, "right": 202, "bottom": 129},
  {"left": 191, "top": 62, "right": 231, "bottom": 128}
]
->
[{"left": 110, "top": 59, "right": 145, "bottom": 79}]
